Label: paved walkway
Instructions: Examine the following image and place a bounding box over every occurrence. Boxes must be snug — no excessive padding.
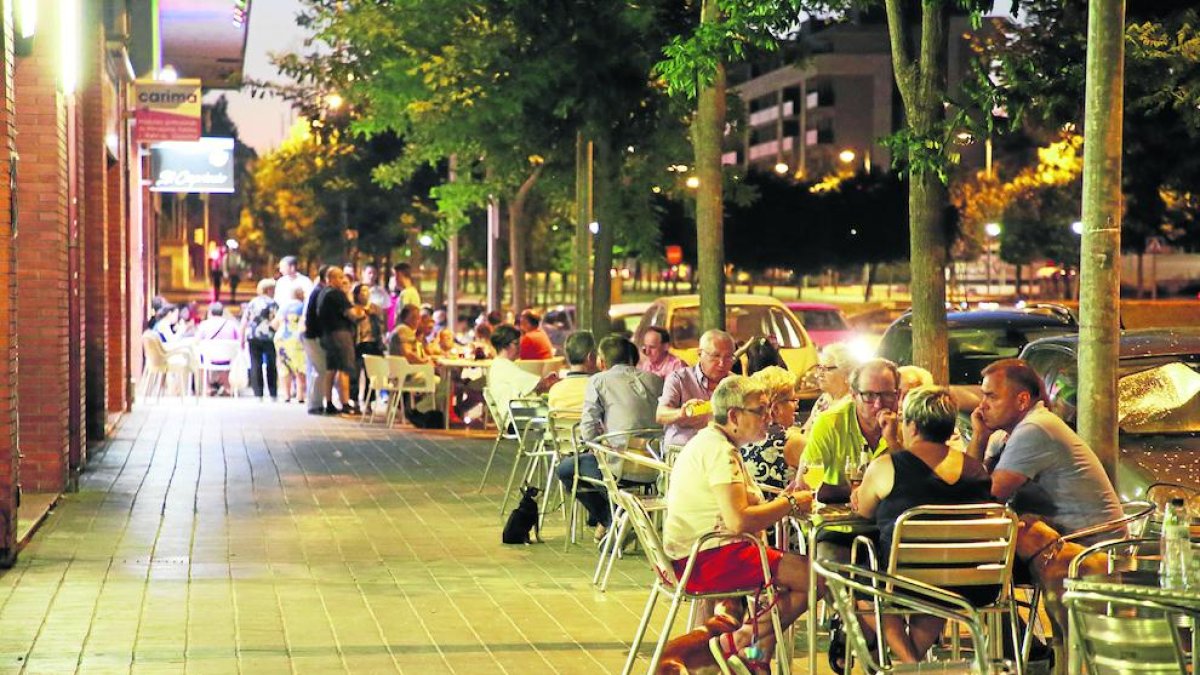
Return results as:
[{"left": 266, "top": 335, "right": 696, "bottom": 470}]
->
[{"left": 0, "top": 399, "right": 819, "bottom": 674}]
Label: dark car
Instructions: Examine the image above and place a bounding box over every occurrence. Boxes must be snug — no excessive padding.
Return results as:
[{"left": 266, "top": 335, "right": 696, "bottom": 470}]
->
[
  {"left": 876, "top": 305, "right": 1080, "bottom": 384},
  {"left": 1020, "top": 329, "right": 1200, "bottom": 496}
]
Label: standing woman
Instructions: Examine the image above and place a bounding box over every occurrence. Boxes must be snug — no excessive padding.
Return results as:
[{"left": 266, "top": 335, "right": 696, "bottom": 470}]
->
[
  {"left": 351, "top": 282, "right": 385, "bottom": 414},
  {"left": 242, "top": 278, "right": 280, "bottom": 400}
]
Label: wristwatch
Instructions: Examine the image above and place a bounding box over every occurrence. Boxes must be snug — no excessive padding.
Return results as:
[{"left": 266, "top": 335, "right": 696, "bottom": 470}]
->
[{"left": 784, "top": 492, "right": 799, "bottom": 516}]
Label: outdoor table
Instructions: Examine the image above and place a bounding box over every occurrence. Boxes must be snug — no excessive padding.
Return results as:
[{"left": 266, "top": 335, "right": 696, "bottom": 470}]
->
[
  {"left": 436, "top": 357, "right": 491, "bottom": 429},
  {"left": 804, "top": 503, "right": 876, "bottom": 674},
  {"left": 1066, "top": 568, "right": 1200, "bottom": 672}
]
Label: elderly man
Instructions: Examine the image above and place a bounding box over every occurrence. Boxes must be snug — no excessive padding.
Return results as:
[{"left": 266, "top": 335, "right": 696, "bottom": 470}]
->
[
  {"left": 656, "top": 329, "right": 736, "bottom": 449},
  {"left": 486, "top": 325, "right": 560, "bottom": 419},
  {"left": 968, "top": 358, "right": 1122, "bottom": 541},
  {"left": 802, "top": 358, "right": 902, "bottom": 504},
  {"left": 556, "top": 337, "right": 664, "bottom": 539},
  {"left": 638, "top": 326, "right": 686, "bottom": 379},
  {"left": 547, "top": 331, "right": 597, "bottom": 414},
  {"left": 273, "top": 255, "right": 313, "bottom": 307}
]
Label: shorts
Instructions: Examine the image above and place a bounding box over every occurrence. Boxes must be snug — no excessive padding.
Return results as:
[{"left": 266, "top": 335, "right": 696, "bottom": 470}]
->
[
  {"left": 323, "top": 330, "right": 356, "bottom": 372},
  {"left": 672, "top": 541, "right": 784, "bottom": 594}
]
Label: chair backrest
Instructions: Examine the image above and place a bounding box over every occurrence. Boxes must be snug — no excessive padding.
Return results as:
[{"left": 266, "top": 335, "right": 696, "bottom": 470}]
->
[
  {"left": 142, "top": 330, "right": 168, "bottom": 369},
  {"left": 889, "top": 503, "right": 1018, "bottom": 594},
  {"left": 398, "top": 362, "right": 436, "bottom": 393},
  {"left": 814, "top": 559, "right": 995, "bottom": 675},
  {"left": 363, "top": 354, "right": 392, "bottom": 389},
  {"left": 515, "top": 357, "right": 564, "bottom": 377},
  {"left": 482, "top": 387, "right": 510, "bottom": 432},
  {"left": 196, "top": 339, "right": 241, "bottom": 367},
  {"left": 589, "top": 428, "right": 667, "bottom": 487},
  {"left": 611, "top": 489, "right": 680, "bottom": 588},
  {"left": 1066, "top": 589, "right": 1192, "bottom": 674},
  {"left": 545, "top": 410, "right": 581, "bottom": 456},
  {"left": 1060, "top": 500, "right": 1155, "bottom": 544}
]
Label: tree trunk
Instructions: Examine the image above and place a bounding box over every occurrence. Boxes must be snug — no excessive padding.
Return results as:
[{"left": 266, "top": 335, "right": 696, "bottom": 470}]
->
[
  {"left": 693, "top": 0, "right": 727, "bottom": 332},
  {"left": 1077, "top": 0, "right": 1125, "bottom": 486},
  {"left": 574, "top": 133, "right": 593, "bottom": 331},
  {"left": 591, "top": 139, "right": 615, "bottom": 339},
  {"left": 507, "top": 166, "right": 543, "bottom": 316},
  {"left": 863, "top": 262, "right": 876, "bottom": 303}
]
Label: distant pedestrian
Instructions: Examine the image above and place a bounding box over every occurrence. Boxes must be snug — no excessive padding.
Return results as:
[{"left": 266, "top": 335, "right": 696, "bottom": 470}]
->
[
  {"left": 303, "top": 265, "right": 332, "bottom": 414},
  {"left": 388, "top": 262, "right": 420, "bottom": 331},
  {"left": 242, "top": 278, "right": 280, "bottom": 400},
  {"left": 362, "top": 264, "right": 391, "bottom": 310},
  {"left": 276, "top": 287, "right": 307, "bottom": 404},
  {"left": 223, "top": 246, "right": 246, "bottom": 303},
  {"left": 274, "top": 255, "right": 313, "bottom": 308},
  {"left": 208, "top": 245, "right": 224, "bottom": 303},
  {"left": 352, "top": 283, "right": 385, "bottom": 413},
  {"left": 318, "top": 267, "right": 363, "bottom": 415}
]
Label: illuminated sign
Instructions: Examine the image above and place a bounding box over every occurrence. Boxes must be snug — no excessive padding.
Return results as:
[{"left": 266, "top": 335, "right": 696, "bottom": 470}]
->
[
  {"left": 149, "top": 137, "right": 235, "bottom": 194},
  {"left": 133, "top": 79, "right": 202, "bottom": 143}
]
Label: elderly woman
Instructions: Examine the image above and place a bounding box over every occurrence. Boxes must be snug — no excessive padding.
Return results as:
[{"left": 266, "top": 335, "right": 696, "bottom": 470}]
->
[
  {"left": 801, "top": 342, "right": 860, "bottom": 433},
  {"left": 740, "top": 366, "right": 805, "bottom": 490},
  {"left": 661, "top": 376, "right": 815, "bottom": 672},
  {"left": 850, "top": 386, "right": 994, "bottom": 663}
]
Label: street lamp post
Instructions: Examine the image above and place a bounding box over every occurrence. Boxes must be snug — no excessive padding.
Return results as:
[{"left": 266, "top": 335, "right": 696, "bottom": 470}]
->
[{"left": 984, "top": 222, "right": 1002, "bottom": 297}]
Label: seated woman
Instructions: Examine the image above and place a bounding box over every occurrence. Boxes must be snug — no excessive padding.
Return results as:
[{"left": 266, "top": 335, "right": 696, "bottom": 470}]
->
[
  {"left": 800, "top": 342, "right": 860, "bottom": 433},
  {"left": 740, "top": 366, "right": 804, "bottom": 490},
  {"left": 850, "top": 385, "right": 994, "bottom": 663},
  {"left": 661, "top": 375, "right": 815, "bottom": 673}
]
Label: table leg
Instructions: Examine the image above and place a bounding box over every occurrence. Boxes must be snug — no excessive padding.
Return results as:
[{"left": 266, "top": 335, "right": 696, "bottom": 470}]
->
[
  {"left": 808, "top": 524, "right": 819, "bottom": 674},
  {"left": 443, "top": 366, "right": 453, "bottom": 429}
]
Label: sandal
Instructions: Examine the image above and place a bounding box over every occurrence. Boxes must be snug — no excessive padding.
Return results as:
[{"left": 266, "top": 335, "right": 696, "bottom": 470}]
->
[
  {"left": 828, "top": 616, "right": 847, "bottom": 675},
  {"left": 707, "top": 633, "right": 770, "bottom": 675}
]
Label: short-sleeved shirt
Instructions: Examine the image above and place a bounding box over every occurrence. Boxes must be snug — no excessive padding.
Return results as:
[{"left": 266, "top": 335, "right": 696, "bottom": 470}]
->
[
  {"left": 519, "top": 329, "right": 555, "bottom": 360},
  {"left": 802, "top": 398, "right": 891, "bottom": 487},
  {"left": 640, "top": 353, "right": 687, "bottom": 379},
  {"left": 487, "top": 356, "right": 543, "bottom": 423},
  {"left": 664, "top": 424, "right": 765, "bottom": 559},
  {"left": 985, "top": 402, "right": 1123, "bottom": 539},
  {"left": 275, "top": 273, "right": 314, "bottom": 307},
  {"left": 659, "top": 364, "right": 722, "bottom": 448},
  {"left": 318, "top": 287, "right": 355, "bottom": 333},
  {"left": 547, "top": 372, "right": 591, "bottom": 415}
]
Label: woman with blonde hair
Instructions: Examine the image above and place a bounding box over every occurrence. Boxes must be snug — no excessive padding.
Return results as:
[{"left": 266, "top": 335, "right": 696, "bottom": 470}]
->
[{"left": 740, "top": 365, "right": 805, "bottom": 489}]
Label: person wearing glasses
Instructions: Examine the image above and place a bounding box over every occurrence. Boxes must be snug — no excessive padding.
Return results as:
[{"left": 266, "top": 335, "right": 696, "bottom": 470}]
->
[
  {"left": 657, "top": 330, "right": 737, "bottom": 449},
  {"left": 660, "top": 375, "right": 816, "bottom": 673},
  {"left": 801, "top": 358, "right": 901, "bottom": 505},
  {"left": 800, "top": 342, "right": 862, "bottom": 434},
  {"left": 637, "top": 326, "right": 686, "bottom": 379},
  {"left": 740, "top": 366, "right": 805, "bottom": 490}
]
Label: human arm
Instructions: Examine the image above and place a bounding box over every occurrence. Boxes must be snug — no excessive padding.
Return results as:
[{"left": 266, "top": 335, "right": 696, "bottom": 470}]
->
[
  {"left": 781, "top": 427, "right": 806, "bottom": 469},
  {"left": 714, "top": 481, "right": 813, "bottom": 535},
  {"left": 850, "top": 454, "right": 894, "bottom": 519},
  {"left": 990, "top": 425, "right": 1054, "bottom": 502},
  {"left": 991, "top": 470, "right": 1029, "bottom": 502}
]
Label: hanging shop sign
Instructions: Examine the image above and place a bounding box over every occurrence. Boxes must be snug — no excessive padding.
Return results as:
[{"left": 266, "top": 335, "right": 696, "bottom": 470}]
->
[
  {"left": 149, "top": 137, "right": 235, "bottom": 194},
  {"left": 133, "top": 79, "right": 202, "bottom": 144}
]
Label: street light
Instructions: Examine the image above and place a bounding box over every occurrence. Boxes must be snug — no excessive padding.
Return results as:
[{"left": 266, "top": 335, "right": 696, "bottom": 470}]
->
[
  {"left": 685, "top": 176, "right": 700, "bottom": 189},
  {"left": 324, "top": 92, "right": 344, "bottom": 111},
  {"left": 1071, "top": 220, "right": 1084, "bottom": 235},
  {"left": 418, "top": 234, "right": 433, "bottom": 247},
  {"left": 774, "top": 161, "right": 789, "bottom": 175},
  {"left": 838, "top": 149, "right": 856, "bottom": 164},
  {"left": 984, "top": 223, "right": 1001, "bottom": 297}
]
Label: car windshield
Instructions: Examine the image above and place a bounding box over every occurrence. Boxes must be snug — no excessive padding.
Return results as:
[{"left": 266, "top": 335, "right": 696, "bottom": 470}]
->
[
  {"left": 799, "top": 310, "right": 847, "bottom": 331},
  {"left": 670, "top": 305, "right": 806, "bottom": 349},
  {"left": 878, "top": 324, "right": 1078, "bottom": 384},
  {"left": 1117, "top": 360, "right": 1200, "bottom": 434}
]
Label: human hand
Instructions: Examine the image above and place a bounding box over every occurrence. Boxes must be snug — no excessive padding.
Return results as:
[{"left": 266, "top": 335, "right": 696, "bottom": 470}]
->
[
  {"left": 877, "top": 409, "right": 899, "bottom": 437},
  {"left": 849, "top": 487, "right": 860, "bottom": 513},
  {"left": 680, "top": 398, "right": 708, "bottom": 422},
  {"left": 970, "top": 406, "right": 991, "bottom": 439},
  {"left": 535, "top": 372, "right": 561, "bottom": 393}
]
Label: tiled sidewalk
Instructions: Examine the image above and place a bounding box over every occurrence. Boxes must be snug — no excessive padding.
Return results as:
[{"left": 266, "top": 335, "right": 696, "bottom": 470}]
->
[{"left": 0, "top": 399, "right": 817, "bottom": 674}]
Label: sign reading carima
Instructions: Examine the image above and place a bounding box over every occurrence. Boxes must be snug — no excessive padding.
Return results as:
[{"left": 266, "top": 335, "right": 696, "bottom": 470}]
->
[
  {"left": 133, "top": 79, "right": 202, "bottom": 144},
  {"left": 150, "top": 137, "right": 235, "bottom": 194}
]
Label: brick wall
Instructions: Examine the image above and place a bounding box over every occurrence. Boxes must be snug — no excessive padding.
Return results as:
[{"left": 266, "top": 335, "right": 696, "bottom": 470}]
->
[
  {"left": 81, "top": 19, "right": 107, "bottom": 441},
  {"left": 13, "top": 10, "right": 72, "bottom": 493},
  {"left": 0, "top": 5, "right": 20, "bottom": 565}
]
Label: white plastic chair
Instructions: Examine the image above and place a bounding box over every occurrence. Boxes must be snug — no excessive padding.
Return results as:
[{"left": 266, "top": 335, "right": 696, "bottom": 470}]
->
[
  {"left": 195, "top": 339, "right": 241, "bottom": 397},
  {"left": 384, "top": 357, "right": 436, "bottom": 426},
  {"left": 515, "top": 357, "right": 563, "bottom": 377},
  {"left": 140, "top": 331, "right": 198, "bottom": 401},
  {"left": 361, "top": 354, "right": 399, "bottom": 424}
]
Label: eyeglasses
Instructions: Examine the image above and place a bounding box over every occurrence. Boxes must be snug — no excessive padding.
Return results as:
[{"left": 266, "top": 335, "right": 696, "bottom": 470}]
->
[
  {"left": 701, "top": 351, "right": 735, "bottom": 363},
  {"left": 816, "top": 364, "right": 839, "bottom": 372},
  {"left": 857, "top": 390, "right": 899, "bottom": 403},
  {"left": 737, "top": 406, "right": 770, "bottom": 417}
]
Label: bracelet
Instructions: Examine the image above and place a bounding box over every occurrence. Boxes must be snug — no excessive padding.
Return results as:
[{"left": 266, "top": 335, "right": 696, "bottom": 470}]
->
[{"left": 783, "top": 492, "right": 799, "bottom": 516}]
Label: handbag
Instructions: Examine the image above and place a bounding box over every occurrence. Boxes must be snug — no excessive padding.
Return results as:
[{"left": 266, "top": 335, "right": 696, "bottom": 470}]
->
[{"left": 228, "top": 346, "right": 250, "bottom": 392}]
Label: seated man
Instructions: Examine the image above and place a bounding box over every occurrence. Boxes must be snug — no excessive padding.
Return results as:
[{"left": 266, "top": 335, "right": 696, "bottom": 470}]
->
[
  {"left": 656, "top": 329, "right": 736, "bottom": 450},
  {"left": 486, "top": 324, "right": 559, "bottom": 424},
  {"left": 517, "top": 310, "right": 555, "bottom": 360},
  {"left": 659, "top": 376, "right": 814, "bottom": 673},
  {"left": 196, "top": 302, "right": 240, "bottom": 395},
  {"left": 546, "top": 331, "right": 597, "bottom": 415},
  {"left": 556, "top": 336, "right": 663, "bottom": 540},
  {"left": 638, "top": 327, "right": 686, "bottom": 379},
  {"left": 968, "top": 358, "right": 1123, "bottom": 542}
]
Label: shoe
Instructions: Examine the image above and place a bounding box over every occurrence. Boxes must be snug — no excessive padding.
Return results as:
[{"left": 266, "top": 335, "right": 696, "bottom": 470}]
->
[
  {"left": 344, "top": 407, "right": 362, "bottom": 416},
  {"left": 325, "top": 402, "right": 338, "bottom": 415},
  {"left": 593, "top": 524, "right": 608, "bottom": 543},
  {"left": 828, "top": 616, "right": 846, "bottom": 675},
  {"left": 308, "top": 408, "right": 325, "bottom": 416}
]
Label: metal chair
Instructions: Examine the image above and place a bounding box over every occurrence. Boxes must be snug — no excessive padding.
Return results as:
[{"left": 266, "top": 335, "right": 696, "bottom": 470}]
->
[
  {"left": 613, "top": 490, "right": 791, "bottom": 675},
  {"left": 195, "top": 339, "right": 241, "bottom": 397},
  {"left": 539, "top": 409, "right": 579, "bottom": 531},
  {"left": 361, "top": 354, "right": 398, "bottom": 424},
  {"left": 851, "top": 503, "right": 1022, "bottom": 673},
  {"left": 515, "top": 357, "right": 564, "bottom": 377},
  {"left": 496, "top": 398, "right": 550, "bottom": 518},
  {"left": 814, "top": 559, "right": 1008, "bottom": 674},
  {"left": 586, "top": 430, "right": 669, "bottom": 591},
  {"left": 478, "top": 388, "right": 518, "bottom": 491},
  {"left": 1065, "top": 589, "right": 1194, "bottom": 674}
]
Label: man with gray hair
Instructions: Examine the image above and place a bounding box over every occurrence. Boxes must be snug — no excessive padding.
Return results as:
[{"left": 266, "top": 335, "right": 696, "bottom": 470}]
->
[
  {"left": 546, "top": 331, "right": 597, "bottom": 414},
  {"left": 657, "top": 329, "right": 736, "bottom": 449}
]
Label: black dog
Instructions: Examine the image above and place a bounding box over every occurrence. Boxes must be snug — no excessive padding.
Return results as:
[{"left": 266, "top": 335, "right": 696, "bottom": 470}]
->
[{"left": 502, "top": 486, "right": 542, "bottom": 544}]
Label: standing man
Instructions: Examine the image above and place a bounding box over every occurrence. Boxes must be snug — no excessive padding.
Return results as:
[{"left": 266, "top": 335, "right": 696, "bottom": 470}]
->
[
  {"left": 638, "top": 327, "right": 686, "bottom": 379},
  {"left": 208, "top": 244, "right": 224, "bottom": 302},
  {"left": 517, "top": 310, "right": 555, "bottom": 360},
  {"left": 656, "top": 329, "right": 736, "bottom": 449},
  {"left": 968, "top": 358, "right": 1123, "bottom": 542},
  {"left": 802, "top": 358, "right": 901, "bottom": 504},
  {"left": 302, "top": 265, "right": 331, "bottom": 415},
  {"left": 362, "top": 264, "right": 391, "bottom": 310},
  {"left": 274, "top": 255, "right": 314, "bottom": 308},
  {"left": 389, "top": 262, "right": 421, "bottom": 331},
  {"left": 318, "top": 267, "right": 364, "bottom": 415},
  {"left": 222, "top": 244, "right": 246, "bottom": 304}
]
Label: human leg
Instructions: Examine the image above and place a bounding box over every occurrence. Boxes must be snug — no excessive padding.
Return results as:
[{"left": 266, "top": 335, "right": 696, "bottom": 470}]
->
[
  {"left": 302, "top": 337, "right": 327, "bottom": 411},
  {"left": 248, "top": 339, "right": 266, "bottom": 397},
  {"left": 556, "top": 453, "right": 610, "bottom": 527},
  {"left": 261, "top": 340, "right": 278, "bottom": 398}
]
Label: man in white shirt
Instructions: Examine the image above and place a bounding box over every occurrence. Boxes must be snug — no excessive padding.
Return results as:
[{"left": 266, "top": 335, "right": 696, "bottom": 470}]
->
[
  {"left": 273, "top": 256, "right": 313, "bottom": 307},
  {"left": 486, "top": 325, "right": 559, "bottom": 423}
]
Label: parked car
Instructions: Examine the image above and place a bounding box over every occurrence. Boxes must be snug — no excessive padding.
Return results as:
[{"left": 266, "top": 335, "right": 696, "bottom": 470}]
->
[
  {"left": 541, "top": 305, "right": 576, "bottom": 354},
  {"left": 876, "top": 305, "right": 1079, "bottom": 385},
  {"left": 1019, "top": 329, "right": 1200, "bottom": 497},
  {"left": 609, "top": 302, "right": 651, "bottom": 336},
  {"left": 785, "top": 302, "right": 856, "bottom": 347},
  {"left": 633, "top": 294, "right": 819, "bottom": 378}
]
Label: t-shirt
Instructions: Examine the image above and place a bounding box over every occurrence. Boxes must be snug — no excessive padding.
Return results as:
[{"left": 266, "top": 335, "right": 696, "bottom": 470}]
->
[
  {"left": 986, "top": 402, "right": 1123, "bottom": 540},
  {"left": 663, "top": 424, "right": 764, "bottom": 560},
  {"left": 547, "top": 372, "right": 590, "bottom": 415},
  {"left": 303, "top": 282, "right": 326, "bottom": 339},
  {"left": 519, "top": 329, "right": 555, "bottom": 360},
  {"left": 318, "top": 287, "right": 354, "bottom": 333},
  {"left": 487, "top": 356, "right": 543, "bottom": 424},
  {"left": 275, "top": 273, "right": 314, "bottom": 307},
  {"left": 802, "top": 398, "right": 891, "bottom": 487}
]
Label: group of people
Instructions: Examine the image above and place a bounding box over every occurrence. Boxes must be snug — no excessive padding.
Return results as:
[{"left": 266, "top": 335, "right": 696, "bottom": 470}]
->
[{"left": 513, "top": 323, "right": 1121, "bottom": 672}]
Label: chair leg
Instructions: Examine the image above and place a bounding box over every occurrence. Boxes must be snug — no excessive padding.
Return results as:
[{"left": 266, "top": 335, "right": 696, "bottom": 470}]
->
[
  {"left": 1020, "top": 587, "right": 1042, "bottom": 666},
  {"left": 1007, "top": 604, "right": 1025, "bottom": 675},
  {"left": 498, "top": 438, "right": 532, "bottom": 516},
  {"left": 593, "top": 507, "right": 623, "bottom": 586},
  {"left": 478, "top": 434, "right": 506, "bottom": 492},
  {"left": 646, "top": 591, "right": 686, "bottom": 675},
  {"left": 600, "top": 512, "right": 629, "bottom": 591},
  {"left": 622, "top": 586, "right": 661, "bottom": 675},
  {"left": 537, "top": 455, "right": 557, "bottom": 532}
]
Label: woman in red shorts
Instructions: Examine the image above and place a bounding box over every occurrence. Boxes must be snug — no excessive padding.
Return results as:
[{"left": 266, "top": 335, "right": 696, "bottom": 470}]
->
[{"left": 662, "top": 375, "right": 816, "bottom": 673}]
